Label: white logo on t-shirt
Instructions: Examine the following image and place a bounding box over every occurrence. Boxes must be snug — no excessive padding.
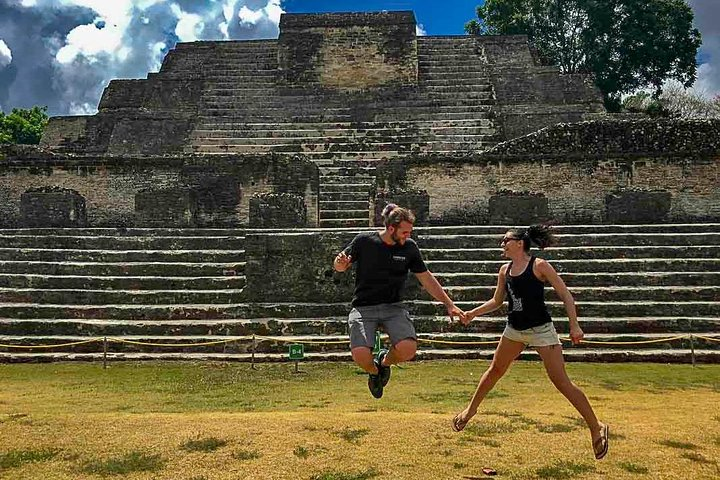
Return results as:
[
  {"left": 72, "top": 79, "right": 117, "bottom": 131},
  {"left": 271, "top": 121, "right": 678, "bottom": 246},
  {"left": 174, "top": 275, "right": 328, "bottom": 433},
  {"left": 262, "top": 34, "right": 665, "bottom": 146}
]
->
[{"left": 507, "top": 283, "right": 523, "bottom": 312}]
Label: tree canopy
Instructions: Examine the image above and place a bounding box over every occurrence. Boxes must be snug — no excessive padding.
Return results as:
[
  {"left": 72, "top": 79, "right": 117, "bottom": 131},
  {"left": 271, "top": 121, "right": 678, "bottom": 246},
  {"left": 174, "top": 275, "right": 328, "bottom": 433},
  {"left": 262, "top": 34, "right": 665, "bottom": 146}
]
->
[
  {"left": 465, "top": 0, "right": 702, "bottom": 110},
  {"left": 0, "top": 106, "right": 49, "bottom": 145}
]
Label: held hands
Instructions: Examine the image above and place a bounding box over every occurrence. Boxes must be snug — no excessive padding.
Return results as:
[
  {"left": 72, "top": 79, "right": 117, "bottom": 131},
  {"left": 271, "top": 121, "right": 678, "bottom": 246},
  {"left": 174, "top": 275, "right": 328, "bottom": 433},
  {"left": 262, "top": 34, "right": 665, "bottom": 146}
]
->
[
  {"left": 446, "top": 303, "right": 468, "bottom": 325},
  {"left": 569, "top": 325, "right": 584, "bottom": 345},
  {"left": 334, "top": 251, "right": 352, "bottom": 272}
]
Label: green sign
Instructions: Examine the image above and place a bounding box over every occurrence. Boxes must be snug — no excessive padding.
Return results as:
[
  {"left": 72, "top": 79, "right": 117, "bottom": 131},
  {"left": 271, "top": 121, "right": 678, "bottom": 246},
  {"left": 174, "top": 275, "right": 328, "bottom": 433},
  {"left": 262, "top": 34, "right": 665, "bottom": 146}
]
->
[
  {"left": 372, "top": 332, "right": 382, "bottom": 354},
  {"left": 289, "top": 344, "right": 304, "bottom": 360}
]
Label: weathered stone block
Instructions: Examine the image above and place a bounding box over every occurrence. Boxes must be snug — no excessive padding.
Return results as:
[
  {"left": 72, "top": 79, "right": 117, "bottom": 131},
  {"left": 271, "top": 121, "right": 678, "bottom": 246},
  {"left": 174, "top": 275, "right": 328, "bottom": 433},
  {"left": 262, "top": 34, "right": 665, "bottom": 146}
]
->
[
  {"left": 605, "top": 190, "right": 672, "bottom": 224},
  {"left": 135, "top": 188, "right": 197, "bottom": 227},
  {"left": 20, "top": 187, "right": 86, "bottom": 227},
  {"left": 373, "top": 190, "right": 429, "bottom": 226},
  {"left": 244, "top": 232, "right": 357, "bottom": 303},
  {"left": 489, "top": 191, "right": 549, "bottom": 225},
  {"left": 249, "top": 193, "right": 307, "bottom": 228}
]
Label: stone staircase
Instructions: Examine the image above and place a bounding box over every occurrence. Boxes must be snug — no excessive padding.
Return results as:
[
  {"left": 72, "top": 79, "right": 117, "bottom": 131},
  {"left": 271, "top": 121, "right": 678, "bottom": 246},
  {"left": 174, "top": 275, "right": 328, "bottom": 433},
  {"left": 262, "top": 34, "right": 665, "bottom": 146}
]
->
[
  {"left": 0, "top": 224, "right": 718, "bottom": 363},
  {"left": 174, "top": 37, "right": 502, "bottom": 228}
]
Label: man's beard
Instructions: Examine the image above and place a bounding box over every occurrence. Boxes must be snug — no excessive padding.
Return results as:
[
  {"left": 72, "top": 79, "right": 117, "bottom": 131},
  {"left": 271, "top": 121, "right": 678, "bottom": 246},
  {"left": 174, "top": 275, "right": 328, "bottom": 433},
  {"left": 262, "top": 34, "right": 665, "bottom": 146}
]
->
[{"left": 391, "top": 231, "right": 404, "bottom": 244}]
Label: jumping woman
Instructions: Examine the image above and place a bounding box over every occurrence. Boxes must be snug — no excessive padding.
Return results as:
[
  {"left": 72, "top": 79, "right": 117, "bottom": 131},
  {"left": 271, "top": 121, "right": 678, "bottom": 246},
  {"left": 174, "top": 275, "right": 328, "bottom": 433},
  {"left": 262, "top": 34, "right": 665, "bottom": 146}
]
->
[{"left": 452, "top": 224, "right": 609, "bottom": 460}]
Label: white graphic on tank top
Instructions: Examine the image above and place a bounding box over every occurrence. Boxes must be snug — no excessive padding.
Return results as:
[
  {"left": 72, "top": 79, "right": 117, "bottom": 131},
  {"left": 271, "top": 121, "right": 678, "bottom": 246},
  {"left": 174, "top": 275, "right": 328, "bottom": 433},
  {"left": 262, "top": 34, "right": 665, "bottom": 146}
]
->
[{"left": 507, "top": 282, "right": 524, "bottom": 312}]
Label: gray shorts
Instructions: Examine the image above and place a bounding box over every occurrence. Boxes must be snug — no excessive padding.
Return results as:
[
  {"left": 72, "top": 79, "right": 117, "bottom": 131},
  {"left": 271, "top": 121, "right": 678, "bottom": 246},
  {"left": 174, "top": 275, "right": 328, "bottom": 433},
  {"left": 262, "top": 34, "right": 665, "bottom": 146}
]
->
[
  {"left": 503, "top": 322, "right": 561, "bottom": 347},
  {"left": 348, "top": 303, "right": 417, "bottom": 349}
]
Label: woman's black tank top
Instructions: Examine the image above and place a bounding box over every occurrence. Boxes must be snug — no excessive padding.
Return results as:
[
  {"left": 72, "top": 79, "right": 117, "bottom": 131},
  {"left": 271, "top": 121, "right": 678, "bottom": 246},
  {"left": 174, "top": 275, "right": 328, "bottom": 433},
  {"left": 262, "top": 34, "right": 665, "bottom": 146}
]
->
[{"left": 505, "top": 256, "right": 552, "bottom": 330}]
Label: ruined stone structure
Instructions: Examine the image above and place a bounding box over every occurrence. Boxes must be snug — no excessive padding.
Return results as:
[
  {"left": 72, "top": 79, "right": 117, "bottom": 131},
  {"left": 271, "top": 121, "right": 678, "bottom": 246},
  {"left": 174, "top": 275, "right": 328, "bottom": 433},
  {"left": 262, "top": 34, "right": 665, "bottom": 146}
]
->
[{"left": 0, "top": 12, "right": 718, "bottom": 363}]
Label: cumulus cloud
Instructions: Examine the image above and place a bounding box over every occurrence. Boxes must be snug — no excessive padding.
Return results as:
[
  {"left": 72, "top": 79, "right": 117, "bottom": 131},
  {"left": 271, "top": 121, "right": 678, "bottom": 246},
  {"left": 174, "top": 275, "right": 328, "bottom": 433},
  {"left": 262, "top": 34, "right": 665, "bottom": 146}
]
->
[
  {"left": 416, "top": 24, "right": 427, "bottom": 37},
  {"left": 0, "top": 0, "right": 284, "bottom": 116},
  {"left": 689, "top": 0, "right": 720, "bottom": 97},
  {"left": 0, "top": 39, "right": 11, "bottom": 67}
]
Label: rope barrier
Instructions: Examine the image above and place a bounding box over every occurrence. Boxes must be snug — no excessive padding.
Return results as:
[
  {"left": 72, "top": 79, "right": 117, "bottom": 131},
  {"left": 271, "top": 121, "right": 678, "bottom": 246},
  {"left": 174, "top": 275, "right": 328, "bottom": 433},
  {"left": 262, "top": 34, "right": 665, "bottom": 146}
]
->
[
  {"left": 0, "top": 338, "right": 102, "bottom": 349},
  {"left": 0, "top": 334, "right": 716, "bottom": 349}
]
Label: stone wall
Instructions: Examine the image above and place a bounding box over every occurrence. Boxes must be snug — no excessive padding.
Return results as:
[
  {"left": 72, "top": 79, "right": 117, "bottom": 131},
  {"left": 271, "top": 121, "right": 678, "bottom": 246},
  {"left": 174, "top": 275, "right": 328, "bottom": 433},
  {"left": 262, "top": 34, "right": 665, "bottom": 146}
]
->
[
  {"left": 0, "top": 149, "right": 319, "bottom": 227},
  {"left": 278, "top": 11, "right": 417, "bottom": 90},
  {"left": 375, "top": 119, "right": 720, "bottom": 224}
]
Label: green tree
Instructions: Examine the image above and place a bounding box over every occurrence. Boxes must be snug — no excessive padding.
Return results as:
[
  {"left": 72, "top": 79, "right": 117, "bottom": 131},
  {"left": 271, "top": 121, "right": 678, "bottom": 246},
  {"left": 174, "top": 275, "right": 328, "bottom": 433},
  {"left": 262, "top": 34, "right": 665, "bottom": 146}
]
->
[
  {"left": 465, "top": 0, "right": 702, "bottom": 110},
  {"left": 0, "top": 106, "right": 49, "bottom": 145}
]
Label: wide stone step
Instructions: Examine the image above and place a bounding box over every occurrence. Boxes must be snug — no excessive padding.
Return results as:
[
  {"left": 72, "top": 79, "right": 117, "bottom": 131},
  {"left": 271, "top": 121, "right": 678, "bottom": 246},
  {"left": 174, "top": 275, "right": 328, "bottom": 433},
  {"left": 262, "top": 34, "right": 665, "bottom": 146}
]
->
[
  {"left": 195, "top": 118, "right": 495, "bottom": 130},
  {"left": 0, "top": 261, "right": 245, "bottom": 277},
  {"left": 434, "top": 272, "right": 720, "bottom": 287},
  {"left": 0, "top": 274, "right": 245, "bottom": 290},
  {"left": 424, "top": 258, "right": 720, "bottom": 273},
  {"left": 0, "top": 288, "right": 247, "bottom": 305},
  {"left": 433, "top": 286, "right": 720, "bottom": 302},
  {"left": 320, "top": 200, "right": 369, "bottom": 211},
  {"left": 0, "top": 228, "right": 246, "bottom": 236},
  {"left": 0, "top": 235, "right": 245, "bottom": 250},
  {"left": 422, "top": 245, "right": 720, "bottom": 261},
  {"left": 190, "top": 125, "right": 496, "bottom": 139},
  {"left": 319, "top": 219, "right": 370, "bottom": 228},
  {"left": 0, "top": 316, "right": 716, "bottom": 337},
  {"left": 3, "top": 348, "right": 718, "bottom": 363},
  {"left": 321, "top": 183, "right": 373, "bottom": 192},
  {"left": 0, "top": 300, "right": 716, "bottom": 320},
  {"left": 320, "top": 192, "right": 370, "bottom": 201},
  {"left": 415, "top": 233, "right": 720, "bottom": 249},
  {"left": 1, "top": 332, "right": 717, "bottom": 355},
  {"left": 319, "top": 209, "right": 368, "bottom": 220},
  {"left": 320, "top": 175, "right": 375, "bottom": 184},
  {"left": 413, "top": 224, "right": 720, "bottom": 235},
  {"left": 0, "top": 248, "right": 245, "bottom": 263}
]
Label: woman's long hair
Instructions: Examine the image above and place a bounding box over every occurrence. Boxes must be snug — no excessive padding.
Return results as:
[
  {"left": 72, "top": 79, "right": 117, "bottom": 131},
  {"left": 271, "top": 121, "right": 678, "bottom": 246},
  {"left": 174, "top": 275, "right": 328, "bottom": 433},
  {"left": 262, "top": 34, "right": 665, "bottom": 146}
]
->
[{"left": 508, "top": 224, "right": 557, "bottom": 251}]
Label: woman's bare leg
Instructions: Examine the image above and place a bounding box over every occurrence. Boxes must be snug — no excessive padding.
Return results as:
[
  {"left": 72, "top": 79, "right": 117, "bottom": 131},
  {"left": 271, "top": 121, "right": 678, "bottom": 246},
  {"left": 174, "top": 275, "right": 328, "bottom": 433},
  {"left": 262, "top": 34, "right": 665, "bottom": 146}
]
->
[
  {"left": 535, "top": 344, "right": 604, "bottom": 444},
  {"left": 454, "top": 336, "right": 526, "bottom": 428}
]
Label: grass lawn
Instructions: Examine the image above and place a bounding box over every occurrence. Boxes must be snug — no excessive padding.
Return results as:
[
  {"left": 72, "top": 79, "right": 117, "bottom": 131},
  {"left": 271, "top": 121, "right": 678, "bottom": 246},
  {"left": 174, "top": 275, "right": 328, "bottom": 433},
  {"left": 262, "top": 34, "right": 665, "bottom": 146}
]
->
[{"left": 0, "top": 360, "right": 718, "bottom": 479}]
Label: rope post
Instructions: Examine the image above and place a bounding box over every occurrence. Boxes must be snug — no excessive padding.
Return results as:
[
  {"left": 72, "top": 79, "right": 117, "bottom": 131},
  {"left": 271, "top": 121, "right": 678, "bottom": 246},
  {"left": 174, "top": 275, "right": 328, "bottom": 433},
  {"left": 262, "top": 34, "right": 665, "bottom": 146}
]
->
[
  {"left": 102, "top": 337, "right": 108, "bottom": 369},
  {"left": 690, "top": 335, "right": 696, "bottom": 368},
  {"left": 251, "top": 334, "right": 256, "bottom": 370},
  {"left": 294, "top": 360, "right": 299, "bottom": 374}
]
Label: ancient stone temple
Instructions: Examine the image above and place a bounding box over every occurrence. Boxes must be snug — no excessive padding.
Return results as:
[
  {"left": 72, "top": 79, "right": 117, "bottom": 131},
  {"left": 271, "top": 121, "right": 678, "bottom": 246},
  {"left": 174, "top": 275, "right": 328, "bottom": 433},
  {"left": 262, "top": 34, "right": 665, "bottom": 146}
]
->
[{"left": 0, "top": 11, "right": 718, "bottom": 363}]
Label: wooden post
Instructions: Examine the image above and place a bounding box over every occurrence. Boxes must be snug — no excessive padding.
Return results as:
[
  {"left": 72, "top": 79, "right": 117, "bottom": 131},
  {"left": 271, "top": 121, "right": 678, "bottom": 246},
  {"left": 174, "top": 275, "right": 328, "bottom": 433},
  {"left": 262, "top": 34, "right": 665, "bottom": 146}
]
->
[
  {"left": 690, "top": 335, "right": 696, "bottom": 367},
  {"left": 103, "top": 337, "right": 108, "bottom": 369},
  {"left": 251, "top": 334, "right": 256, "bottom": 370}
]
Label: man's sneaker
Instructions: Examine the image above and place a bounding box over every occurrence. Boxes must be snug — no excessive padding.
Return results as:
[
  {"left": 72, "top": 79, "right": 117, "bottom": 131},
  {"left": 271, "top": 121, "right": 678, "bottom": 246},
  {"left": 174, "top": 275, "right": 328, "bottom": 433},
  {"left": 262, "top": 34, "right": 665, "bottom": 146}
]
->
[
  {"left": 367, "top": 373, "right": 383, "bottom": 399},
  {"left": 374, "top": 349, "right": 391, "bottom": 387}
]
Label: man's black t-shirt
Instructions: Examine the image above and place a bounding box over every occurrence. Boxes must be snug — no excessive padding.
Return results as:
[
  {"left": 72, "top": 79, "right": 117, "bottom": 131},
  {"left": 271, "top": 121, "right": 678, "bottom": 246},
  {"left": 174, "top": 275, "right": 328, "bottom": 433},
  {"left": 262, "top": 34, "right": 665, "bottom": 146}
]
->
[{"left": 342, "top": 231, "right": 428, "bottom": 307}]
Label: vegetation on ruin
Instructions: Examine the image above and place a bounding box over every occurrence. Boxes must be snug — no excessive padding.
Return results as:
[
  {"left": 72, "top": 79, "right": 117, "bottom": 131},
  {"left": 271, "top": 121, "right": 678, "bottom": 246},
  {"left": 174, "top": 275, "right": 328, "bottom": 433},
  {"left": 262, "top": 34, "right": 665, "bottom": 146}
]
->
[
  {"left": 0, "top": 360, "right": 718, "bottom": 479},
  {"left": 0, "top": 106, "right": 48, "bottom": 145},
  {"left": 465, "top": 0, "right": 702, "bottom": 111}
]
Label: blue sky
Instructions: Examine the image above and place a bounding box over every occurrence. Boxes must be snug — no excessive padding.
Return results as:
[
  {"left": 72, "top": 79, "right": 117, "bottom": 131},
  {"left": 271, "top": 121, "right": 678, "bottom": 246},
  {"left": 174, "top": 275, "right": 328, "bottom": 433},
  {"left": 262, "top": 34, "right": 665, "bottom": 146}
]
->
[
  {"left": 0, "top": 0, "right": 717, "bottom": 116},
  {"left": 282, "top": 0, "right": 482, "bottom": 35}
]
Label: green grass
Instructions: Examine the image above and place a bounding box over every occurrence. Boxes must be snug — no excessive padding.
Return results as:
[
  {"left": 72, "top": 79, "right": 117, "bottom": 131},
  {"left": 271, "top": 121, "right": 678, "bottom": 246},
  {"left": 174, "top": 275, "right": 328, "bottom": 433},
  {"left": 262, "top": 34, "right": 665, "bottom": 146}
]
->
[
  {"left": 81, "top": 451, "right": 164, "bottom": 476},
  {"left": 618, "top": 462, "right": 649, "bottom": 474},
  {"left": 0, "top": 448, "right": 59, "bottom": 470},
  {"left": 311, "top": 468, "right": 379, "bottom": 480},
  {"left": 180, "top": 437, "right": 227, "bottom": 453},
  {"left": 535, "top": 460, "right": 595, "bottom": 479},
  {"left": 537, "top": 423, "right": 577, "bottom": 433}
]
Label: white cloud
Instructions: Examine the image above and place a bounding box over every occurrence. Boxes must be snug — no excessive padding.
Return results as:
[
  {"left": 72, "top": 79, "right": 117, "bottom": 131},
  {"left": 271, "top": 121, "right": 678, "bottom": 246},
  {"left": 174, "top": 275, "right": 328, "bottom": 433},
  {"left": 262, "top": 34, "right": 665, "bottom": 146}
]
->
[
  {"left": 238, "top": 5, "right": 264, "bottom": 25},
  {"left": 172, "top": 5, "right": 204, "bottom": 42},
  {"left": 55, "top": 22, "right": 124, "bottom": 64},
  {"left": 416, "top": 24, "right": 427, "bottom": 37},
  {"left": 0, "top": 39, "right": 11, "bottom": 68},
  {"left": 689, "top": 0, "right": 720, "bottom": 97},
  {"left": 264, "top": 0, "right": 282, "bottom": 25}
]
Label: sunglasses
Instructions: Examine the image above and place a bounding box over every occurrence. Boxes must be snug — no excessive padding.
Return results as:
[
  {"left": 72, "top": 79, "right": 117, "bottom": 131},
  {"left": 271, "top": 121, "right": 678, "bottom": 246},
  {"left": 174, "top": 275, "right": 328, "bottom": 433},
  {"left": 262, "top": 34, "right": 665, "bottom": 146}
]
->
[{"left": 500, "top": 237, "right": 522, "bottom": 245}]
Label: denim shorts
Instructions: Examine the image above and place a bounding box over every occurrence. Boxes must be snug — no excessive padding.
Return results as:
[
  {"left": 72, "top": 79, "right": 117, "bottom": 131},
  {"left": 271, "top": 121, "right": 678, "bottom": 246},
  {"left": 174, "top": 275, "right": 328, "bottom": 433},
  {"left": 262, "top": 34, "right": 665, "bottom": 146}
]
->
[
  {"left": 503, "top": 322, "right": 561, "bottom": 347},
  {"left": 347, "top": 303, "right": 417, "bottom": 349}
]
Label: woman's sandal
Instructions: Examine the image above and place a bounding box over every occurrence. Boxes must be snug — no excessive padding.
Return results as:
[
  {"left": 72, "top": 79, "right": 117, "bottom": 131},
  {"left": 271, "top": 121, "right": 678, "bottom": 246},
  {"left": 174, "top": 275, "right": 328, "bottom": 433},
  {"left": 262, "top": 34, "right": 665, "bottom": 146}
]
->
[
  {"left": 593, "top": 424, "right": 609, "bottom": 460},
  {"left": 452, "top": 413, "right": 470, "bottom": 432}
]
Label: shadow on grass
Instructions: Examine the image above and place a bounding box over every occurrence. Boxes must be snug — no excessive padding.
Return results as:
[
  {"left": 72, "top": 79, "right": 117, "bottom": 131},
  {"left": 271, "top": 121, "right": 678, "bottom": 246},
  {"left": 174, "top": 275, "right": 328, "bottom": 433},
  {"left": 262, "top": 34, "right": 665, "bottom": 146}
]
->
[
  {"left": 233, "top": 449, "right": 261, "bottom": 461},
  {"left": 310, "top": 467, "right": 379, "bottom": 480},
  {"left": 659, "top": 439, "right": 698, "bottom": 450},
  {"left": 337, "top": 427, "right": 370, "bottom": 444},
  {"left": 0, "top": 448, "right": 59, "bottom": 470},
  {"left": 618, "top": 462, "right": 649, "bottom": 474},
  {"left": 81, "top": 451, "right": 164, "bottom": 476},
  {"left": 181, "top": 437, "right": 228, "bottom": 453},
  {"left": 294, "top": 445, "right": 328, "bottom": 459},
  {"left": 535, "top": 460, "right": 595, "bottom": 479},
  {"left": 680, "top": 452, "right": 716, "bottom": 465}
]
